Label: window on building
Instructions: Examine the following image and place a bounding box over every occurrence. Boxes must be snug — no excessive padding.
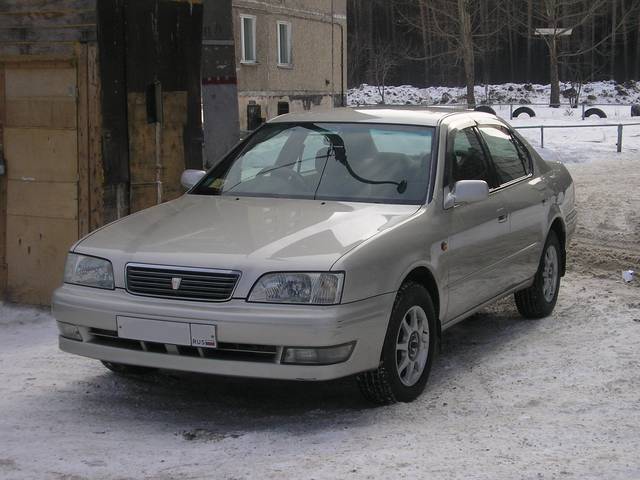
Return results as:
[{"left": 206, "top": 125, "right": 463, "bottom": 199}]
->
[
  {"left": 241, "top": 15, "right": 256, "bottom": 63},
  {"left": 277, "top": 21, "right": 292, "bottom": 66}
]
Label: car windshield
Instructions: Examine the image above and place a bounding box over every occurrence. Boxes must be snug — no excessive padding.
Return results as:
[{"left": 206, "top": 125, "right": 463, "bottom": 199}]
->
[{"left": 191, "top": 122, "right": 435, "bottom": 204}]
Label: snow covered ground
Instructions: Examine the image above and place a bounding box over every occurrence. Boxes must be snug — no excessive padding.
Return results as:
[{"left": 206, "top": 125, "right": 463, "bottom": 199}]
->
[
  {"left": 513, "top": 116, "right": 640, "bottom": 164},
  {"left": 348, "top": 81, "right": 640, "bottom": 163},
  {"left": 1, "top": 126, "right": 639, "bottom": 480},
  {"left": 348, "top": 80, "right": 640, "bottom": 108}
]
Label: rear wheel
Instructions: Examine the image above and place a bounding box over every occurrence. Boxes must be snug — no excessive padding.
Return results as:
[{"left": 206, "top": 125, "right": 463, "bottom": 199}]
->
[
  {"left": 515, "top": 231, "right": 562, "bottom": 318},
  {"left": 357, "top": 282, "right": 437, "bottom": 405},
  {"left": 101, "top": 361, "right": 156, "bottom": 375}
]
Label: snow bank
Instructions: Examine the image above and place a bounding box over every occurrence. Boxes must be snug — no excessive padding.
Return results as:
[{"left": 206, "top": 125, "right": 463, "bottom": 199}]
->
[
  {"left": 348, "top": 82, "right": 640, "bottom": 162},
  {"left": 348, "top": 80, "right": 640, "bottom": 107}
]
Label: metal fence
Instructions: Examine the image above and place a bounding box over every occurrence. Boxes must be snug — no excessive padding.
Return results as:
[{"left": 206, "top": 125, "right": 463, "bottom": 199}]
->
[
  {"left": 513, "top": 122, "right": 640, "bottom": 152},
  {"left": 468, "top": 102, "right": 639, "bottom": 120}
]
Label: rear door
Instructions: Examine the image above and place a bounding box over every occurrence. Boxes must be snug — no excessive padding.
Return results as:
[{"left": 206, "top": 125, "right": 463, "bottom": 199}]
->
[
  {"left": 442, "top": 120, "right": 511, "bottom": 322},
  {"left": 477, "top": 122, "right": 546, "bottom": 287}
]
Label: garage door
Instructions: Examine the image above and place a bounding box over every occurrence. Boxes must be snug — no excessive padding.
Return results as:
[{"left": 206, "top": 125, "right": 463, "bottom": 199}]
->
[{"left": 3, "top": 64, "right": 79, "bottom": 305}]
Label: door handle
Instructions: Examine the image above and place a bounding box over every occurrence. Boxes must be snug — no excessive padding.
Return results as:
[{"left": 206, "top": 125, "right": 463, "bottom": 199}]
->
[{"left": 497, "top": 213, "right": 508, "bottom": 223}]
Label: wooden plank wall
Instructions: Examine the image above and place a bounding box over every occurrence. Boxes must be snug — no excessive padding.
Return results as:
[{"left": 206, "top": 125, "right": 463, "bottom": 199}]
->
[
  {"left": 0, "top": 66, "right": 6, "bottom": 294},
  {"left": 87, "top": 44, "right": 103, "bottom": 230},
  {"left": 0, "top": 0, "right": 98, "bottom": 303},
  {"left": 4, "top": 63, "right": 80, "bottom": 304},
  {"left": 76, "top": 43, "right": 102, "bottom": 234},
  {"left": 0, "top": 0, "right": 204, "bottom": 301},
  {"left": 128, "top": 91, "right": 188, "bottom": 212},
  {"left": 123, "top": 0, "right": 203, "bottom": 214},
  {"left": 0, "top": 0, "right": 96, "bottom": 57},
  {"left": 96, "top": 0, "right": 129, "bottom": 224}
]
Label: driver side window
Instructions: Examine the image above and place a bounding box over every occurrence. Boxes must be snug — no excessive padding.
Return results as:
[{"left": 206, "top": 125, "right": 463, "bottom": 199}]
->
[{"left": 446, "top": 127, "right": 492, "bottom": 187}]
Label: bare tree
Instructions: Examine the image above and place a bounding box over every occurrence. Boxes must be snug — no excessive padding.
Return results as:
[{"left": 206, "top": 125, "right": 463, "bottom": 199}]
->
[
  {"left": 515, "top": 0, "right": 640, "bottom": 106},
  {"left": 524, "top": 0, "right": 604, "bottom": 106},
  {"left": 398, "top": 0, "right": 501, "bottom": 107},
  {"left": 347, "top": 0, "right": 640, "bottom": 92},
  {"left": 366, "top": 42, "right": 407, "bottom": 104}
]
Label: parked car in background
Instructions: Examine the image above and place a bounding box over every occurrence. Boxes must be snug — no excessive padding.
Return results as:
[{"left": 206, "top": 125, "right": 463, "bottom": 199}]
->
[{"left": 53, "top": 107, "right": 576, "bottom": 404}]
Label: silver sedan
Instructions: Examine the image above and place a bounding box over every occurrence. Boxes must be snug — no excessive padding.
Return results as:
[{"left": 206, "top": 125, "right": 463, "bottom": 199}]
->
[{"left": 53, "top": 107, "right": 577, "bottom": 404}]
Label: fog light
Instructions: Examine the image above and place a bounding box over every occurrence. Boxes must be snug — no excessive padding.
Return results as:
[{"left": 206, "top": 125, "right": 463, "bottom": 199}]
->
[
  {"left": 57, "top": 322, "right": 82, "bottom": 341},
  {"left": 281, "top": 342, "right": 355, "bottom": 365}
]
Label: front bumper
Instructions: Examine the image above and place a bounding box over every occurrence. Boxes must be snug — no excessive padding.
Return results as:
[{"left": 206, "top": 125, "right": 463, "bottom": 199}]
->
[{"left": 52, "top": 285, "right": 394, "bottom": 381}]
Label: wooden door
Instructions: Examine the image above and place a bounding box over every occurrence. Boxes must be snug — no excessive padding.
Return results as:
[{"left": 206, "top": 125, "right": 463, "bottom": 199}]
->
[{"left": 3, "top": 62, "right": 80, "bottom": 305}]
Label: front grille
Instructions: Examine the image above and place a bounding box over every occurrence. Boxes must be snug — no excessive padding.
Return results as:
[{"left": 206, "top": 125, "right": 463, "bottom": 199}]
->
[
  {"left": 126, "top": 264, "right": 240, "bottom": 302},
  {"left": 87, "top": 328, "right": 278, "bottom": 363}
]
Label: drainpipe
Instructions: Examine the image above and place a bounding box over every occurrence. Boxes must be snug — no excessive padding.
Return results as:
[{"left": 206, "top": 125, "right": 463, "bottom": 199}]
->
[
  {"left": 149, "top": 79, "right": 164, "bottom": 205},
  {"left": 331, "top": 0, "right": 335, "bottom": 103},
  {"left": 337, "top": 22, "right": 345, "bottom": 106},
  {"left": 330, "top": 3, "right": 345, "bottom": 107},
  {"left": 155, "top": 120, "right": 163, "bottom": 204}
]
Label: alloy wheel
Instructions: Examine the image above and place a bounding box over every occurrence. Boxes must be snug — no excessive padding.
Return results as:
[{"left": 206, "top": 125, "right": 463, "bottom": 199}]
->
[
  {"left": 542, "top": 245, "right": 559, "bottom": 302},
  {"left": 395, "top": 305, "right": 430, "bottom": 387}
]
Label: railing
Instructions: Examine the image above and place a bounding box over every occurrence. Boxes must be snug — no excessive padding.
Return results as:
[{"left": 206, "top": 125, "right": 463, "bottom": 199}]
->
[
  {"left": 498, "top": 103, "right": 637, "bottom": 121},
  {"left": 513, "top": 122, "right": 640, "bottom": 152}
]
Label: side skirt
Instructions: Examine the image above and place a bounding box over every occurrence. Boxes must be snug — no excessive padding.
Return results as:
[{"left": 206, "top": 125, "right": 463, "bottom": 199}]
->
[{"left": 441, "top": 277, "right": 534, "bottom": 332}]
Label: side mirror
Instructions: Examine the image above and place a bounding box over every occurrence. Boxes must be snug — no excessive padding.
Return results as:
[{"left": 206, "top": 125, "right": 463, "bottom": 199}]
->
[
  {"left": 181, "top": 169, "right": 206, "bottom": 190},
  {"left": 444, "top": 180, "right": 489, "bottom": 208}
]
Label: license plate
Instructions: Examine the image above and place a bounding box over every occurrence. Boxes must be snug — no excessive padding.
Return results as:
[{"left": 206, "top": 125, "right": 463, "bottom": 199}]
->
[
  {"left": 116, "top": 316, "right": 217, "bottom": 349},
  {"left": 117, "top": 316, "right": 191, "bottom": 345},
  {"left": 190, "top": 323, "right": 217, "bottom": 349}
]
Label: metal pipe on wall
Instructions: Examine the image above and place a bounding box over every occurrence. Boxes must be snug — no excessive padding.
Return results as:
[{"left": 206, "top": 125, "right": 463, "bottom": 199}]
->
[{"left": 331, "top": 0, "right": 335, "bottom": 102}]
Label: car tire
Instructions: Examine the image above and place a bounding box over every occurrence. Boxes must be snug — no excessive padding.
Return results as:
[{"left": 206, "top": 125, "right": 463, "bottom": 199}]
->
[
  {"left": 101, "top": 361, "right": 156, "bottom": 375},
  {"left": 357, "top": 282, "right": 437, "bottom": 405},
  {"left": 512, "top": 106, "right": 536, "bottom": 118},
  {"left": 584, "top": 107, "right": 607, "bottom": 118},
  {"left": 474, "top": 105, "right": 496, "bottom": 115},
  {"left": 515, "top": 231, "right": 562, "bottom": 319}
]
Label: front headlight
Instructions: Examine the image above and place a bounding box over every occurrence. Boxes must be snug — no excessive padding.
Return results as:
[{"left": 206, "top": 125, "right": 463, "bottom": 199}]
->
[
  {"left": 248, "top": 272, "right": 344, "bottom": 305},
  {"left": 63, "top": 253, "right": 114, "bottom": 290}
]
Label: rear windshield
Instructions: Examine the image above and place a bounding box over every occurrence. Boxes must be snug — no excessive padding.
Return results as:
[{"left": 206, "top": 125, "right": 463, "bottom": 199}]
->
[{"left": 192, "top": 122, "right": 435, "bottom": 204}]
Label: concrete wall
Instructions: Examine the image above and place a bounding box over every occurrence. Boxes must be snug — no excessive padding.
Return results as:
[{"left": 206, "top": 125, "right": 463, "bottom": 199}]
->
[{"left": 231, "top": 0, "right": 347, "bottom": 130}]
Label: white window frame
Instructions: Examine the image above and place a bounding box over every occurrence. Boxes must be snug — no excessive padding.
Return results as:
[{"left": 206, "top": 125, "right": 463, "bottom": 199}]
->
[
  {"left": 240, "top": 14, "right": 257, "bottom": 64},
  {"left": 276, "top": 21, "right": 292, "bottom": 67}
]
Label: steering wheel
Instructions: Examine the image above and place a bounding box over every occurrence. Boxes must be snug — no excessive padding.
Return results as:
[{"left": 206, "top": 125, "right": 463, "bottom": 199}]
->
[{"left": 257, "top": 166, "right": 309, "bottom": 191}]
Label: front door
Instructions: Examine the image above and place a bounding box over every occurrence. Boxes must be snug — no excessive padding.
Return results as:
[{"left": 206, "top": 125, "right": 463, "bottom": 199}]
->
[
  {"left": 442, "top": 125, "right": 511, "bottom": 322},
  {"left": 2, "top": 62, "right": 80, "bottom": 305},
  {"left": 476, "top": 123, "right": 548, "bottom": 287}
]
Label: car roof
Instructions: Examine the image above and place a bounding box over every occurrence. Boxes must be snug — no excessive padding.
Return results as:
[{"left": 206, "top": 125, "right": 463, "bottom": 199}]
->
[{"left": 268, "top": 106, "right": 497, "bottom": 127}]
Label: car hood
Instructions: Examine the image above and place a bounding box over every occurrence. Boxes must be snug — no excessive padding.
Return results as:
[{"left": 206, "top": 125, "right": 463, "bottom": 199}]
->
[{"left": 75, "top": 194, "right": 421, "bottom": 291}]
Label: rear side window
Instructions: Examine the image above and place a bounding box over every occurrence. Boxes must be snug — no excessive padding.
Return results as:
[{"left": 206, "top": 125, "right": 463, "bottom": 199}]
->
[
  {"left": 478, "top": 126, "right": 529, "bottom": 185},
  {"left": 447, "top": 127, "right": 492, "bottom": 186}
]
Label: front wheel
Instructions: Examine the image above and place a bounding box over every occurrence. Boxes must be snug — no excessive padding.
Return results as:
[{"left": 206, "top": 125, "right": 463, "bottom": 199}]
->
[
  {"left": 515, "top": 231, "right": 562, "bottom": 318},
  {"left": 357, "top": 282, "right": 437, "bottom": 405}
]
